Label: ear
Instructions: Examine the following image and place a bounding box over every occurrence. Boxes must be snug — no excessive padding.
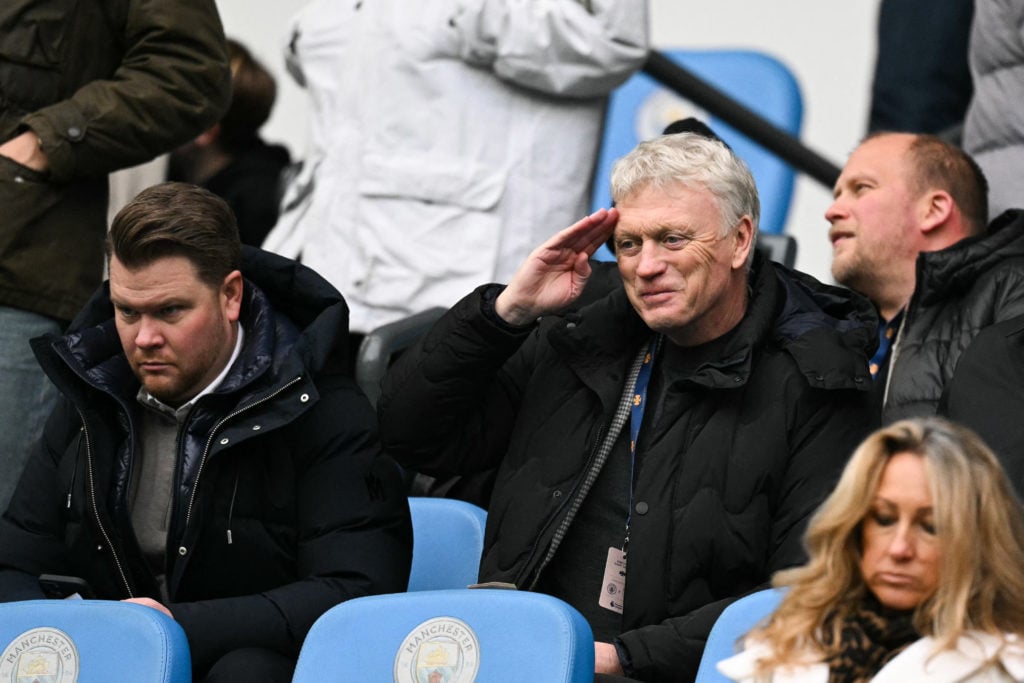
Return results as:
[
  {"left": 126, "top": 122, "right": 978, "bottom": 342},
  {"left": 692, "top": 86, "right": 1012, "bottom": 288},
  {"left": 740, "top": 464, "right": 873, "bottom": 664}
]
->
[
  {"left": 221, "top": 270, "right": 244, "bottom": 322},
  {"left": 918, "top": 190, "right": 954, "bottom": 235},
  {"left": 730, "top": 216, "right": 755, "bottom": 270},
  {"left": 195, "top": 123, "right": 221, "bottom": 148}
]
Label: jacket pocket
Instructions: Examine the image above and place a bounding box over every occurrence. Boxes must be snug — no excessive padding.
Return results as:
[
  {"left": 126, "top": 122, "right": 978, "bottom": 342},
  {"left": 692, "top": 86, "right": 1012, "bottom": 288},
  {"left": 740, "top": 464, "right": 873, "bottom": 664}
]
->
[
  {"left": 357, "top": 151, "right": 504, "bottom": 211},
  {"left": 0, "top": 154, "right": 60, "bottom": 249},
  {"left": 0, "top": 0, "right": 80, "bottom": 68},
  {"left": 350, "top": 151, "right": 507, "bottom": 309}
]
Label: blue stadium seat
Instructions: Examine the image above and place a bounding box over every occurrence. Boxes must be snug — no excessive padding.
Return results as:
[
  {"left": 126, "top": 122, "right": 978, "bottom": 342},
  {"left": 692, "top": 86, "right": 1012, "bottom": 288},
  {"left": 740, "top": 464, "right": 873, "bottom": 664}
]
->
[
  {"left": 293, "top": 588, "right": 594, "bottom": 682},
  {"left": 592, "top": 49, "right": 803, "bottom": 259},
  {"left": 408, "top": 497, "right": 487, "bottom": 591},
  {"left": 0, "top": 599, "right": 191, "bottom": 682},
  {"left": 694, "top": 588, "right": 785, "bottom": 683}
]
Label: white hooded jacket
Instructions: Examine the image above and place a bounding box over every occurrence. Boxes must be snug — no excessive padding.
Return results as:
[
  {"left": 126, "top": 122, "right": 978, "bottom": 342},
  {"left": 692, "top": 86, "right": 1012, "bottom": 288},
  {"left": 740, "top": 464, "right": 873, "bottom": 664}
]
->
[{"left": 263, "top": 0, "right": 648, "bottom": 333}]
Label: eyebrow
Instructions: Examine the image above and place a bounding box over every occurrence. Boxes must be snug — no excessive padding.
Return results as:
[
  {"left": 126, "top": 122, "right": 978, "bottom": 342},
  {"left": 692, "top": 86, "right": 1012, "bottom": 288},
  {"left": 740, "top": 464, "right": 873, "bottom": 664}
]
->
[{"left": 870, "top": 496, "right": 933, "bottom": 514}]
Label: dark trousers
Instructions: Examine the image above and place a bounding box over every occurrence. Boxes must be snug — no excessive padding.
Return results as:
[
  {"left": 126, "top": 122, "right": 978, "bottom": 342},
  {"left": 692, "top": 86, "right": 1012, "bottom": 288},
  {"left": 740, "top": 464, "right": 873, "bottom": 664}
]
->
[{"left": 201, "top": 647, "right": 295, "bottom": 683}]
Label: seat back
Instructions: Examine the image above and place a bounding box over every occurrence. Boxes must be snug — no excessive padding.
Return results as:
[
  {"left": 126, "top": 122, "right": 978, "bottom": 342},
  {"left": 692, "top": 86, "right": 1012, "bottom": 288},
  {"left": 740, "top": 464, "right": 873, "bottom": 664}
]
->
[
  {"left": 592, "top": 49, "right": 803, "bottom": 257},
  {"left": 755, "top": 232, "right": 798, "bottom": 269},
  {"left": 293, "top": 589, "right": 594, "bottom": 682},
  {"left": 694, "top": 588, "right": 785, "bottom": 683},
  {"left": 0, "top": 599, "right": 191, "bottom": 683},
  {"left": 356, "top": 307, "right": 447, "bottom": 407},
  {"left": 408, "top": 497, "right": 487, "bottom": 591}
]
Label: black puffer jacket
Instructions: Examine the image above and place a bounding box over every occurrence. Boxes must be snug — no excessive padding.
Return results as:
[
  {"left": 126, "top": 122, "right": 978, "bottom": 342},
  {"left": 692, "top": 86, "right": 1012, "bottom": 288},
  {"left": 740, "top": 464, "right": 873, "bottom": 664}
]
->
[
  {"left": 883, "top": 209, "right": 1024, "bottom": 422},
  {"left": 380, "top": 255, "right": 878, "bottom": 682},
  {"left": 0, "top": 248, "right": 412, "bottom": 672}
]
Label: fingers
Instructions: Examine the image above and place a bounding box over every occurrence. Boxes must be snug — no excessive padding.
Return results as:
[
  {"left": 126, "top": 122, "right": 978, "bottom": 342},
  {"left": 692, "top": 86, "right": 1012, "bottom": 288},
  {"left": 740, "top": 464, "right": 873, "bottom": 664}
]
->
[{"left": 547, "top": 207, "right": 618, "bottom": 256}]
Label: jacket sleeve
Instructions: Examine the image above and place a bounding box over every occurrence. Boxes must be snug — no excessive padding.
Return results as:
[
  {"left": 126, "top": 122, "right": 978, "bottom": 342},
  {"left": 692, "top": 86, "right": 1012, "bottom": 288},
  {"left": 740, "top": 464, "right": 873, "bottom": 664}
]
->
[
  {"left": 451, "top": 0, "right": 649, "bottom": 98},
  {"left": 169, "top": 377, "right": 413, "bottom": 672},
  {"left": 20, "top": 0, "right": 231, "bottom": 182},
  {"left": 617, "top": 386, "right": 878, "bottom": 682},
  {"left": 0, "top": 398, "right": 81, "bottom": 596},
  {"left": 378, "top": 286, "right": 538, "bottom": 477}
]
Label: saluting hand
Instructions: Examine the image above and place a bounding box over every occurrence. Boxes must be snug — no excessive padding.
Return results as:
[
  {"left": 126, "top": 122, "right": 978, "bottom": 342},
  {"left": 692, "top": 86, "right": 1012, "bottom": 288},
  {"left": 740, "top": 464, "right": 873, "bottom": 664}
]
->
[{"left": 495, "top": 208, "right": 618, "bottom": 326}]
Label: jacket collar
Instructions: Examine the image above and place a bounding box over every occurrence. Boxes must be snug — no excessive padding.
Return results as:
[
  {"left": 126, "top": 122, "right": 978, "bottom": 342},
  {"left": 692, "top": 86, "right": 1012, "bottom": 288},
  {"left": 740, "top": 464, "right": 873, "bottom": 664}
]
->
[
  {"left": 547, "top": 253, "right": 874, "bottom": 399},
  {"left": 914, "top": 208, "right": 1024, "bottom": 307},
  {"left": 31, "top": 247, "right": 349, "bottom": 405}
]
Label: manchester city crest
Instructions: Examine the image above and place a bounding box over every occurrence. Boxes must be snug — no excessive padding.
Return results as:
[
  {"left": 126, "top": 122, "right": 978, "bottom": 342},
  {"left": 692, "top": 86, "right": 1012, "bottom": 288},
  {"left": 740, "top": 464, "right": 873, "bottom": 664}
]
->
[
  {"left": 0, "top": 627, "right": 80, "bottom": 683},
  {"left": 393, "top": 616, "right": 481, "bottom": 683}
]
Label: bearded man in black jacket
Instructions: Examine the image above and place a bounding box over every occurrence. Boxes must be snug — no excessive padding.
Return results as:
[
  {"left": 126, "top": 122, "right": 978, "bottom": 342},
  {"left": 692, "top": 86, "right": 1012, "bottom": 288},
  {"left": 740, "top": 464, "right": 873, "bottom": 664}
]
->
[
  {"left": 379, "top": 133, "right": 878, "bottom": 681},
  {"left": 0, "top": 183, "right": 412, "bottom": 682}
]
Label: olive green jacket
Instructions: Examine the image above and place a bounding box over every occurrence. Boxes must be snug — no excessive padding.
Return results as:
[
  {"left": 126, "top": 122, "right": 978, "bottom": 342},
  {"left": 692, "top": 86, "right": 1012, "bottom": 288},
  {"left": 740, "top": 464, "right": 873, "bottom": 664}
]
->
[{"left": 0, "top": 0, "right": 230, "bottom": 321}]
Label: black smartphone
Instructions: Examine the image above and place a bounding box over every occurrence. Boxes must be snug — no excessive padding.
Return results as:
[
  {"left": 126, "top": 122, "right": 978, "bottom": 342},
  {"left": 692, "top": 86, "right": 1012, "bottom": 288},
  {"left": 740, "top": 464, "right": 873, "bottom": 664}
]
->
[{"left": 39, "top": 574, "right": 95, "bottom": 599}]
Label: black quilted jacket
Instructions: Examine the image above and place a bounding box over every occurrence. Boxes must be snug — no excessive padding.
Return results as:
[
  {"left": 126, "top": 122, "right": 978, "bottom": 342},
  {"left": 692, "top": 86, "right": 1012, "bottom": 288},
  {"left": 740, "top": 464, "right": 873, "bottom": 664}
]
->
[
  {"left": 883, "top": 209, "right": 1024, "bottom": 422},
  {"left": 380, "top": 254, "right": 878, "bottom": 682}
]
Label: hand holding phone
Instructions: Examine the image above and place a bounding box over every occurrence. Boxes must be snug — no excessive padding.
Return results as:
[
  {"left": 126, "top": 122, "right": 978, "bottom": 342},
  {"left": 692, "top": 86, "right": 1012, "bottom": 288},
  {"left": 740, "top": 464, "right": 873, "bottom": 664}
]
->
[{"left": 39, "top": 574, "right": 95, "bottom": 600}]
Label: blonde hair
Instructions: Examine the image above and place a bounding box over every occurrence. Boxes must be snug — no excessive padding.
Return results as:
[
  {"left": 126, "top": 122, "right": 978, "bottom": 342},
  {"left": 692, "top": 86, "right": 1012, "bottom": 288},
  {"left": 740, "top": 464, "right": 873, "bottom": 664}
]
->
[{"left": 748, "top": 417, "right": 1024, "bottom": 671}]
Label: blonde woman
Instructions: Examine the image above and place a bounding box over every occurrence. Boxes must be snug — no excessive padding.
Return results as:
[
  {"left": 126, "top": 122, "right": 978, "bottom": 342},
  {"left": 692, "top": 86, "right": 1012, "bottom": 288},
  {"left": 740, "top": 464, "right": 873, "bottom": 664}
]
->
[{"left": 718, "top": 417, "right": 1024, "bottom": 682}]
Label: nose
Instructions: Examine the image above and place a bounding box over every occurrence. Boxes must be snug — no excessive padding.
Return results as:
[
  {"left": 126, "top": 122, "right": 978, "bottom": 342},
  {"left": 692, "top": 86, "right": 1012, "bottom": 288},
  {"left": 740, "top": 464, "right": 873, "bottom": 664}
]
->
[
  {"left": 824, "top": 195, "right": 845, "bottom": 225},
  {"left": 134, "top": 317, "right": 164, "bottom": 349},
  {"left": 886, "top": 524, "right": 915, "bottom": 561},
  {"left": 635, "top": 241, "right": 666, "bottom": 278}
]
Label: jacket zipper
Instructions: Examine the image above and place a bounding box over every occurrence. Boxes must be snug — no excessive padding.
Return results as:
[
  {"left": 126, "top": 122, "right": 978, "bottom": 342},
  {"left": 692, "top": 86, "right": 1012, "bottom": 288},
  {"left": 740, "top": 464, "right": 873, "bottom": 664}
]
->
[
  {"left": 881, "top": 304, "right": 910, "bottom": 409},
  {"left": 79, "top": 410, "right": 134, "bottom": 598},
  {"left": 521, "top": 423, "right": 606, "bottom": 590},
  {"left": 178, "top": 376, "right": 303, "bottom": 553}
]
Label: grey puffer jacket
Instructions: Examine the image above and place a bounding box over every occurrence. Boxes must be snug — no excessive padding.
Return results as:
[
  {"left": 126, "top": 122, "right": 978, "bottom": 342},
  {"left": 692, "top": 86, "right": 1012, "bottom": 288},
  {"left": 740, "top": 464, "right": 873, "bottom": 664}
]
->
[
  {"left": 883, "top": 209, "right": 1024, "bottom": 422},
  {"left": 962, "top": 0, "right": 1024, "bottom": 218}
]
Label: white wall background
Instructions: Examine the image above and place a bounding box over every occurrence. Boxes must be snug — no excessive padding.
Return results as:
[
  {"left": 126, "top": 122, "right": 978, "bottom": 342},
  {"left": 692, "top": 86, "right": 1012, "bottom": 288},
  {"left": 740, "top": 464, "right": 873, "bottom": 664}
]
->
[{"left": 215, "top": 0, "right": 880, "bottom": 282}]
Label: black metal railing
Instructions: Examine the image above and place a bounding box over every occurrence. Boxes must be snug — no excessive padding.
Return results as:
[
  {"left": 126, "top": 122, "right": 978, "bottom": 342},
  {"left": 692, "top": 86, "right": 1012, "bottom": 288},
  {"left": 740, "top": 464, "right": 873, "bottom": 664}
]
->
[{"left": 643, "top": 50, "right": 841, "bottom": 188}]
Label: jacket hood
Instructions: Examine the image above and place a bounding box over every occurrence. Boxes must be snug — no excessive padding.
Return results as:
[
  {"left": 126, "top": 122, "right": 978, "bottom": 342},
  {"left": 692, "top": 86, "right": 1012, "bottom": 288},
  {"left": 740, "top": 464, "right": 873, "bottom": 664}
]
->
[
  {"left": 770, "top": 259, "right": 877, "bottom": 390},
  {"left": 32, "top": 246, "right": 349, "bottom": 402},
  {"left": 550, "top": 252, "right": 875, "bottom": 392},
  {"left": 915, "top": 208, "right": 1024, "bottom": 306}
]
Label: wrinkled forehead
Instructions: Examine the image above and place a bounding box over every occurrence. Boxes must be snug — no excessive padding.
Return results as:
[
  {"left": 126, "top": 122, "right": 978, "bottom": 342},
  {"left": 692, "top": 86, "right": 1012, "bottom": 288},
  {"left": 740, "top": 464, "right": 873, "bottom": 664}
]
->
[{"left": 614, "top": 182, "right": 725, "bottom": 235}]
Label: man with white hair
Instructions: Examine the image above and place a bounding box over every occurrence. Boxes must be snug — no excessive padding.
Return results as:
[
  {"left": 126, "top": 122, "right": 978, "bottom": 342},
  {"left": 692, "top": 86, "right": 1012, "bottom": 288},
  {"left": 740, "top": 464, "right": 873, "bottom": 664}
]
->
[{"left": 380, "top": 133, "right": 878, "bottom": 681}]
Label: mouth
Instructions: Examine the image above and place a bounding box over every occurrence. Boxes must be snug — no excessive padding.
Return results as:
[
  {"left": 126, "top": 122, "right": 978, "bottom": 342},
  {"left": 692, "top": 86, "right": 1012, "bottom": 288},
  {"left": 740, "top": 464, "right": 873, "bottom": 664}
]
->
[
  {"left": 876, "top": 572, "right": 919, "bottom": 588},
  {"left": 829, "top": 229, "right": 854, "bottom": 247},
  {"left": 638, "top": 289, "right": 676, "bottom": 304}
]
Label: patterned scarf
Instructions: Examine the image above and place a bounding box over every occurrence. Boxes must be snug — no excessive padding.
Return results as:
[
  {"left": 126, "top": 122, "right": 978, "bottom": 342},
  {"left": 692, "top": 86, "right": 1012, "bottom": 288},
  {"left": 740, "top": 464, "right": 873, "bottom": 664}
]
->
[{"left": 822, "top": 594, "right": 920, "bottom": 683}]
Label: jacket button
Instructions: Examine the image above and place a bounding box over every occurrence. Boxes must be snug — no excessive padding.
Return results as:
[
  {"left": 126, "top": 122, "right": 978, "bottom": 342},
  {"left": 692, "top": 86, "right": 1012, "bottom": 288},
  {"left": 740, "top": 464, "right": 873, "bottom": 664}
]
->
[
  {"left": 251, "top": 424, "right": 262, "bottom": 431},
  {"left": 67, "top": 126, "right": 83, "bottom": 140},
  {"left": 300, "top": 393, "right": 310, "bottom": 403},
  {"left": 635, "top": 501, "right": 649, "bottom": 515},
  {"left": 96, "top": 544, "right": 104, "bottom": 552},
  {"left": 552, "top": 490, "right": 562, "bottom": 499},
  {"left": 565, "top": 322, "right": 576, "bottom": 329},
  {"left": 220, "top": 437, "right": 229, "bottom": 445},
  {"left": 178, "top": 546, "right": 187, "bottom": 556}
]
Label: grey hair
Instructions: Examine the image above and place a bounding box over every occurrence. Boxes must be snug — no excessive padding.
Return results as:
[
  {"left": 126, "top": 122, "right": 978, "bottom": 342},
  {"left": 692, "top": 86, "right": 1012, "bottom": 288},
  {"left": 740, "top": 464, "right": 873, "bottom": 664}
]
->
[{"left": 610, "top": 132, "right": 761, "bottom": 238}]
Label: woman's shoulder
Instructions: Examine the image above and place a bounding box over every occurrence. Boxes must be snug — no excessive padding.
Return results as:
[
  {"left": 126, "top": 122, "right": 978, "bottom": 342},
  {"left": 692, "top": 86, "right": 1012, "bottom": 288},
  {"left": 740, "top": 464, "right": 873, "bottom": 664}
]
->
[
  {"left": 716, "top": 633, "right": 1024, "bottom": 683},
  {"left": 874, "top": 632, "right": 1024, "bottom": 683},
  {"left": 715, "top": 639, "right": 828, "bottom": 683}
]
